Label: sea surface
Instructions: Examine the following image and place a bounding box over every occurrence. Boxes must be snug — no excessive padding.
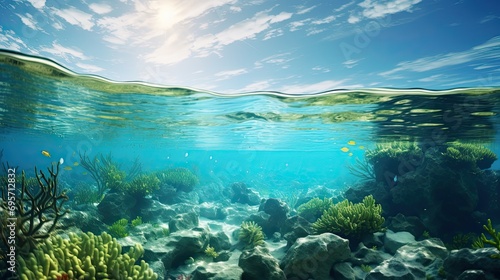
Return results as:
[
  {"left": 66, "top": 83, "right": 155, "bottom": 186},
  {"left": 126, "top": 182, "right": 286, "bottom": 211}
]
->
[{"left": 1, "top": 49, "right": 500, "bottom": 193}]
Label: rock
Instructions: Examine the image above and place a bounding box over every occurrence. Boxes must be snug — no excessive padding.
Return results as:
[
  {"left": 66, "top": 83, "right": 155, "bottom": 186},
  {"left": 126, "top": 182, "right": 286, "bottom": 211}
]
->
[
  {"left": 259, "top": 198, "right": 289, "bottom": 235},
  {"left": 199, "top": 202, "right": 228, "bottom": 220},
  {"left": 280, "top": 233, "right": 350, "bottom": 280},
  {"left": 443, "top": 248, "right": 500, "bottom": 280},
  {"left": 239, "top": 246, "right": 286, "bottom": 280},
  {"left": 144, "top": 227, "right": 209, "bottom": 269},
  {"left": 169, "top": 210, "right": 199, "bottom": 232},
  {"left": 97, "top": 192, "right": 136, "bottom": 224},
  {"left": 351, "top": 244, "right": 391, "bottom": 266},
  {"left": 332, "top": 263, "right": 357, "bottom": 280},
  {"left": 458, "top": 270, "right": 487, "bottom": 280},
  {"left": 208, "top": 231, "right": 231, "bottom": 251},
  {"left": 281, "top": 216, "right": 312, "bottom": 247},
  {"left": 367, "top": 238, "right": 448, "bottom": 280},
  {"left": 138, "top": 199, "right": 177, "bottom": 224},
  {"left": 59, "top": 204, "right": 107, "bottom": 233},
  {"left": 229, "top": 182, "right": 261, "bottom": 206},
  {"left": 384, "top": 230, "right": 415, "bottom": 254},
  {"left": 361, "top": 232, "right": 385, "bottom": 249},
  {"left": 386, "top": 214, "right": 426, "bottom": 237},
  {"left": 191, "top": 261, "right": 243, "bottom": 280}
]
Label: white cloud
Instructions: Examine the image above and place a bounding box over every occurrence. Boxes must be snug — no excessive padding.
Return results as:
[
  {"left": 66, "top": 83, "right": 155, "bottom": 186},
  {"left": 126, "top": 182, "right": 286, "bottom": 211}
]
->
[
  {"left": 359, "top": 0, "right": 422, "bottom": 19},
  {"left": 312, "top": 15, "right": 335, "bottom": 25},
  {"left": 297, "top": 5, "right": 316, "bottom": 15},
  {"left": 17, "top": 13, "right": 39, "bottom": 30},
  {"left": 348, "top": 15, "right": 361, "bottom": 24},
  {"left": 335, "top": 1, "right": 356, "bottom": 12},
  {"left": 380, "top": 36, "right": 500, "bottom": 76},
  {"left": 51, "top": 7, "right": 94, "bottom": 31},
  {"left": 289, "top": 19, "right": 309, "bottom": 31},
  {"left": 230, "top": 6, "right": 242, "bottom": 12},
  {"left": 239, "top": 80, "right": 274, "bottom": 92},
  {"left": 418, "top": 74, "right": 444, "bottom": 82},
  {"left": 27, "top": 0, "right": 45, "bottom": 9},
  {"left": 41, "top": 42, "right": 88, "bottom": 61},
  {"left": 76, "top": 62, "right": 104, "bottom": 73},
  {"left": 214, "top": 68, "right": 248, "bottom": 80},
  {"left": 343, "top": 59, "right": 362, "bottom": 68},
  {"left": 89, "top": 3, "right": 113, "bottom": 15},
  {"left": 263, "top": 28, "right": 283, "bottom": 40},
  {"left": 312, "top": 66, "right": 331, "bottom": 73},
  {"left": 0, "top": 28, "right": 28, "bottom": 51}
]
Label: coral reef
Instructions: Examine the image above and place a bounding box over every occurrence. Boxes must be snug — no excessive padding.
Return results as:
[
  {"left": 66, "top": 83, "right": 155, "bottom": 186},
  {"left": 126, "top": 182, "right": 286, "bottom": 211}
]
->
[
  {"left": 312, "top": 195, "right": 385, "bottom": 239},
  {"left": 479, "top": 219, "right": 500, "bottom": 258},
  {"left": 17, "top": 231, "right": 157, "bottom": 279},
  {"left": 0, "top": 163, "right": 68, "bottom": 255},
  {"left": 127, "top": 173, "right": 160, "bottom": 196},
  {"left": 443, "top": 142, "right": 497, "bottom": 170},
  {"left": 108, "top": 218, "right": 129, "bottom": 238},
  {"left": 239, "top": 221, "right": 265, "bottom": 249}
]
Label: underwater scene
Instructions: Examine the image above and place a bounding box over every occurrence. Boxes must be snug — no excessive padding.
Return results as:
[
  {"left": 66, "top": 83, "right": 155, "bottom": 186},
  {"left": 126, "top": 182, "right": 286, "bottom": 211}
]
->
[{"left": 2, "top": 51, "right": 500, "bottom": 280}]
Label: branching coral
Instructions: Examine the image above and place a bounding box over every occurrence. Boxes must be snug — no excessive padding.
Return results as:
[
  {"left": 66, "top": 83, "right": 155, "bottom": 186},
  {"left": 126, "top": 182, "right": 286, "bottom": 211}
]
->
[
  {"left": 107, "top": 218, "right": 129, "bottom": 238},
  {"left": 239, "top": 221, "right": 265, "bottom": 249},
  {"left": 297, "top": 198, "right": 333, "bottom": 222},
  {"left": 312, "top": 195, "right": 385, "bottom": 239},
  {"left": 17, "top": 231, "right": 158, "bottom": 279},
  {"left": 0, "top": 163, "right": 68, "bottom": 255},
  {"left": 479, "top": 219, "right": 500, "bottom": 258},
  {"left": 127, "top": 173, "right": 160, "bottom": 196}
]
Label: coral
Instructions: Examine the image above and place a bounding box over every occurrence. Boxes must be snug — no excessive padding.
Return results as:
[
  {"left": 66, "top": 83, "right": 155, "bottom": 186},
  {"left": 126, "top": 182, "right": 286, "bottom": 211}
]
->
[
  {"left": 239, "top": 221, "right": 265, "bottom": 249},
  {"left": 312, "top": 195, "right": 385, "bottom": 239},
  {"left": 443, "top": 142, "right": 497, "bottom": 170},
  {"left": 17, "top": 231, "right": 158, "bottom": 280},
  {"left": 204, "top": 244, "right": 219, "bottom": 258},
  {"left": 157, "top": 168, "right": 199, "bottom": 192},
  {"left": 131, "top": 216, "right": 143, "bottom": 227},
  {"left": 479, "top": 219, "right": 500, "bottom": 258},
  {"left": 108, "top": 218, "right": 129, "bottom": 238},
  {"left": 102, "top": 164, "right": 127, "bottom": 192},
  {"left": 0, "top": 163, "right": 68, "bottom": 255},
  {"left": 297, "top": 197, "right": 333, "bottom": 222},
  {"left": 127, "top": 173, "right": 160, "bottom": 196}
]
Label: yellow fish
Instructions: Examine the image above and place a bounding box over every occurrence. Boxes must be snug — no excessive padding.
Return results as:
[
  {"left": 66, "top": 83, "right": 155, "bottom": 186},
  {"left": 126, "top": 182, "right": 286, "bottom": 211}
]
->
[
  {"left": 359, "top": 145, "right": 365, "bottom": 150},
  {"left": 340, "top": 147, "right": 349, "bottom": 153},
  {"left": 347, "top": 140, "right": 356, "bottom": 146},
  {"left": 73, "top": 162, "right": 79, "bottom": 166},
  {"left": 41, "top": 150, "right": 51, "bottom": 157},
  {"left": 63, "top": 166, "right": 72, "bottom": 171},
  {"left": 348, "top": 152, "right": 353, "bottom": 156}
]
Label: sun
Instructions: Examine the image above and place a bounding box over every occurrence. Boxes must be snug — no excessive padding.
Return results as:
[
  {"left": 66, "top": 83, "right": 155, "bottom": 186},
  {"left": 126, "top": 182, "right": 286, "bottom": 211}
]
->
[{"left": 156, "top": 3, "right": 179, "bottom": 28}]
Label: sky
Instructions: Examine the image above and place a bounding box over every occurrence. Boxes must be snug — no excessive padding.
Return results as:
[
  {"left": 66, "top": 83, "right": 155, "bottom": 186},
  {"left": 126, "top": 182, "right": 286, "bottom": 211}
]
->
[{"left": 0, "top": 0, "right": 499, "bottom": 94}]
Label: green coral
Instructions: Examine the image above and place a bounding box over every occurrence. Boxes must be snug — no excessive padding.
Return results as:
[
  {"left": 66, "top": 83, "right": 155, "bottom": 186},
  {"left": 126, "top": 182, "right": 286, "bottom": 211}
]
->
[
  {"left": 108, "top": 218, "right": 129, "bottom": 238},
  {"left": 204, "top": 244, "right": 219, "bottom": 258},
  {"left": 312, "top": 195, "right": 385, "bottom": 239},
  {"left": 18, "top": 231, "right": 157, "bottom": 280},
  {"left": 131, "top": 216, "right": 143, "bottom": 227},
  {"left": 128, "top": 173, "right": 161, "bottom": 196},
  {"left": 239, "top": 221, "right": 265, "bottom": 249},
  {"left": 157, "top": 167, "right": 199, "bottom": 192},
  {"left": 443, "top": 142, "right": 497, "bottom": 170},
  {"left": 479, "top": 219, "right": 500, "bottom": 258},
  {"left": 102, "top": 164, "right": 127, "bottom": 192},
  {"left": 297, "top": 197, "right": 333, "bottom": 222}
]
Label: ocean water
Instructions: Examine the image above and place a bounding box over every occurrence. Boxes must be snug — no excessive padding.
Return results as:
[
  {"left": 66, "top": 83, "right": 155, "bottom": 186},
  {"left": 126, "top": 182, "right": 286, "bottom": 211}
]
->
[{"left": 2, "top": 50, "right": 500, "bottom": 279}]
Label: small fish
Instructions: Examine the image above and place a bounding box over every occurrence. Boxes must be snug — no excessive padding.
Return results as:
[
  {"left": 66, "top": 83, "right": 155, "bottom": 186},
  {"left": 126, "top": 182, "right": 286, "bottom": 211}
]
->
[
  {"left": 340, "top": 147, "right": 349, "bottom": 153},
  {"left": 359, "top": 145, "right": 365, "bottom": 150},
  {"left": 393, "top": 175, "right": 398, "bottom": 187},
  {"left": 63, "top": 166, "right": 72, "bottom": 171},
  {"left": 348, "top": 152, "right": 353, "bottom": 157},
  {"left": 347, "top": 140, "right": 356, "bottom": 146},
  {"left": 73, "top": 162, "right": 79, "bottom": 166},
  {"left": 41, "top": 150, "right": 51, "bottom": 157},
  {"left": 59, "top": 158, "right": 64, "bottom": 165}
]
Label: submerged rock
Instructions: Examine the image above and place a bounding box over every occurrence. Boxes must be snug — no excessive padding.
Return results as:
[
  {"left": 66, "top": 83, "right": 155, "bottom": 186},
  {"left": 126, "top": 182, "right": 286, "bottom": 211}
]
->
[
  {"left": 443, "top": 247, "right": 500, "bottom": 280},
  {"left": 239, "top": 246, "right": 286, "bottom": 280},
  {"left": 280, "top": 233, "right": 350, "bottom": 280},
  {"left": 384, "top": 230, "right": 416, "bottom": 254},
  {"left": 228, "top": 182, "right": 261, "bottom": 206}
]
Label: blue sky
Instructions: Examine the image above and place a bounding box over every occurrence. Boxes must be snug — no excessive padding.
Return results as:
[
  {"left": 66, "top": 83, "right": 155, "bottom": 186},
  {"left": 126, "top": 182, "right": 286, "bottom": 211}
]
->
[{"left": 1, "top": 0, "right": 499, "bottom": 93}]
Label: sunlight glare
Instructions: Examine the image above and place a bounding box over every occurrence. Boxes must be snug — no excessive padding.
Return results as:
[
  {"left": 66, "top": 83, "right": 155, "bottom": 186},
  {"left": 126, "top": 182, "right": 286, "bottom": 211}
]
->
[{"left": 156, "top": 3, "right": 179, "bottom": 27}]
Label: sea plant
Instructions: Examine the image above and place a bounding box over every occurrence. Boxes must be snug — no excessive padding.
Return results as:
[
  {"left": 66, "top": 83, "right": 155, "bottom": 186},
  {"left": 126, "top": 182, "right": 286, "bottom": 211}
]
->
[
  {"left": 239, "top": 221, "right": 265, "bottom": 249},
  {"left": 108, "top": 218, "right": 129, "bottom": 238},
  {"left": 157, "top": 167, "right": 199, "bottom": 192},
  {"left": 204, "top": 244, "right": 219, "bottom": 258},
  {"left": 312, "top": 195, "right": 385, "bottom": 239},
  {"left": 479, "top": 219, "right": 500, "bottom": 258},
  {"left": 442, "top": 142, "right": 497, "bottom": 170},
  {"left": 0, "top": 163, "right": 68, "bottom": 255},
  {"left": 128, "top": 173, "right": 161, "bottom": 196},
  {"left": 17, "top": 231, "right": 157, "bottom": 279},
  {"left": 297, "top": 197, "right": 333, "bottom": 222},
  {"left": 131, "top": 216, "right": 143, "bottom": 227}
]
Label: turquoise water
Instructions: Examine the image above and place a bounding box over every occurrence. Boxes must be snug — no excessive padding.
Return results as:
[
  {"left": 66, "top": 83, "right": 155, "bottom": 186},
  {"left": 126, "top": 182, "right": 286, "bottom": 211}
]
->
[{"left": 2, "top": 51, "right": 500, "bottom": 279}]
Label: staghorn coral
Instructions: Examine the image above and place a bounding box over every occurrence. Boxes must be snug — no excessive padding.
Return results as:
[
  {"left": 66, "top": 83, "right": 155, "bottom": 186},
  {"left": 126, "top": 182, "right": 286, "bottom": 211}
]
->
[
  {"left": 156, "top": 167, "right": 199, "bottom": 192},
  {"left": 312, "top": 195, "right": 385, "bottom": 239},
  {"left": 479, "top": 219, "right": 500, "bottom": 258},
  {"left": 239, "top": 221, "right": 265, "bottom": 249},
  {"left": 442, "top": 142, "right": 497, "bottom": 170},
  {"left": 17, "top": 231, "right": 157, "bottom": 280}
]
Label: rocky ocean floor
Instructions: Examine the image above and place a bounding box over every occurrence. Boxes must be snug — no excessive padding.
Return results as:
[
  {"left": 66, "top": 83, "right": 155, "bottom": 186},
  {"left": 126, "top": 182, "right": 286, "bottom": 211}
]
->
[{"left": 56, "top": 181, "right": 500, "bottom": 280}]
